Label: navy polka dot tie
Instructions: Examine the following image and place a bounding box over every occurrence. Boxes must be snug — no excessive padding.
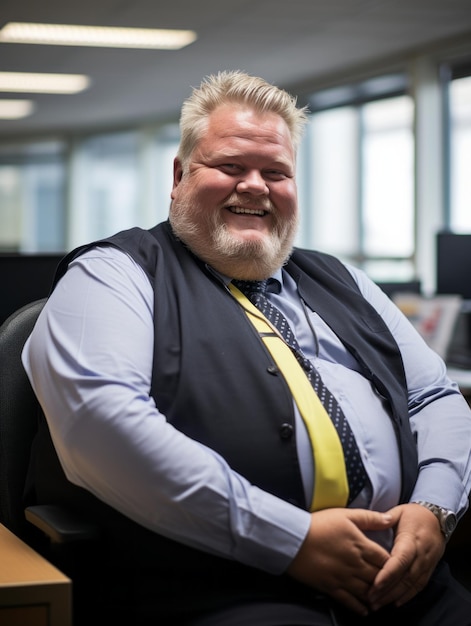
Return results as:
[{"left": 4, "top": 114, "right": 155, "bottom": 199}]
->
[{"left": 232, "top": 279, "right": 367, "bottom": 503}]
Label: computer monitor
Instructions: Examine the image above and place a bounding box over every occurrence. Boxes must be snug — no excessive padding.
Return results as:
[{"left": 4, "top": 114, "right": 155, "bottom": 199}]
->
[
  {"left": 436, "top": 232, "right": 471, "bottom": 300},
  {"left": 436, "top": 232, "right": 471, "bottom": 367},
  {"left": 0, "top": 253, "right": 64, "bottom": 326}
]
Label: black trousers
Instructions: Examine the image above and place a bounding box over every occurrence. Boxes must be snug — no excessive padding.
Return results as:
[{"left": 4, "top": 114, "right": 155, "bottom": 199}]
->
[{"left": 185, "top": 562, "right": 471, "bottom": 626}]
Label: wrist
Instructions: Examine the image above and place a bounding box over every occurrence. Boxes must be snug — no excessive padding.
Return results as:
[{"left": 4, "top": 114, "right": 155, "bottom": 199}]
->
[{"left": 411, "top": 500, "right": 457, "bottom": 542}]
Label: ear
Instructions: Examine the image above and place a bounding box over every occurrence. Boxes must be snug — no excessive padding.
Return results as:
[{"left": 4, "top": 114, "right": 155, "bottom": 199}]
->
[{"left": 171, "top": 158, "right": 184, "bottom": 199}]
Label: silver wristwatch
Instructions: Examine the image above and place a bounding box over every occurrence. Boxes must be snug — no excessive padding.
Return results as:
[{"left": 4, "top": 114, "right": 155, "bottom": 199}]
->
[{"left": 413, "top": 501, "right": 457, "bottom": 542}]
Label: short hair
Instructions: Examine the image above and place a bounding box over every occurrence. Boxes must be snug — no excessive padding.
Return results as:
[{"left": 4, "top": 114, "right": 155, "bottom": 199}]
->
[{"left": 177, "top": 70, "right": 308, "bottom": 167}]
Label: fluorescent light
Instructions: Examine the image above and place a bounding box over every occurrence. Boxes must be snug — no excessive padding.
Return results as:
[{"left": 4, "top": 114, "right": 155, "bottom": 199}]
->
[
  {"left": 0, "top": 99, "right": 35, "bottom": 119},
  {"left": 0, "top": 22, "right": 197, "bottom": 50},
  {"left": 0, "top": 72, "right": 90, "bottom": 94}
]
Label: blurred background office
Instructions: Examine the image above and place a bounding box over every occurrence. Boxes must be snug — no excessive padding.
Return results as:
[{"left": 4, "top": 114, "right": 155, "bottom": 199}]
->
[{"left": 1, "top": 0, "right": 471, "bottom": 327}]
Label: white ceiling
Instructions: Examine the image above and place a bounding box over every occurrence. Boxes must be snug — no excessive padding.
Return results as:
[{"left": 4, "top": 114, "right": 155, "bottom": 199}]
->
[{"left": 0, "top": 0, "right": 470, "bottom": 139}]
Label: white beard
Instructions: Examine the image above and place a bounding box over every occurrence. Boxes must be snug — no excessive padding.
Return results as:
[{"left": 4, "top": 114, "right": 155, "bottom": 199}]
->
[{"left": 170, "top": 197, "right": 298, "bottom": 280}]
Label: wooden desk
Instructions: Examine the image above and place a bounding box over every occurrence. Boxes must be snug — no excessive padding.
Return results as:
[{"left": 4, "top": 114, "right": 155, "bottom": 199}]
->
[{"left": 0, "top": 524, "right": 71, "bottom": 626}]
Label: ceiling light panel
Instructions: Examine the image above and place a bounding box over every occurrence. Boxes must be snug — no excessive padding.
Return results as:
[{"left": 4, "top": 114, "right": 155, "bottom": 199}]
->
[
  {"left": 0, "top": 99, "right": 35, "bottom": 119},
  {"left": 0, "top": 72, "right": 90, "bottom": 94},
  {"left": 0, "top": 22, "right": 197, "bottom": 49}
]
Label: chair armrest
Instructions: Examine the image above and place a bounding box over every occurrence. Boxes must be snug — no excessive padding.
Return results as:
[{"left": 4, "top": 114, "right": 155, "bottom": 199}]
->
[{"left": 25, "top": 504, "right": 100, "bottom": 544}]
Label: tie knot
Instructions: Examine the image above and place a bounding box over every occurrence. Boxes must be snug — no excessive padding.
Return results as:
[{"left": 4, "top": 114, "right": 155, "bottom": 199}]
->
[{"left": 232, "top": 279, "right": 268, "bottom": 296}]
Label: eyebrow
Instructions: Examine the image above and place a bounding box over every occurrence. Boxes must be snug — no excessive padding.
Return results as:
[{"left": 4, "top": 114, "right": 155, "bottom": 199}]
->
[{"left": 210, "top": 149, "right": 293, "bottom": 167}]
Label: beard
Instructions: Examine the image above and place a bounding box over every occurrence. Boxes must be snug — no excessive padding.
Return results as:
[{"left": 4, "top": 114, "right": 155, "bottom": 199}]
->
[{"left": 170, "top": 194, "right": 299, "bottom": 280}]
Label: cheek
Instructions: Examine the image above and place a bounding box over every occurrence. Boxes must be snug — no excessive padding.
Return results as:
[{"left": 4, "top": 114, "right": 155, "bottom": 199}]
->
[
  {"left": 189, "top": 170, "right": 233, "bottom": 197},
  {"left": 273, "top": 183, "right": 298, "bottom": 213},
  {"left": 196, "top": 178, "right": 235, "bottom": 206}
]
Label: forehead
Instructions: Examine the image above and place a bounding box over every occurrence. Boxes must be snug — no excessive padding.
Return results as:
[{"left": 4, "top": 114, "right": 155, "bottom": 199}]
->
[{"left": 198, "top": 104, "right": 295, "bottom": 160}]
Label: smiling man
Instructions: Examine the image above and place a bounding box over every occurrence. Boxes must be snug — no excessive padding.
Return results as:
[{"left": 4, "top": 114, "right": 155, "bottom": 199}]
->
[
  {"left": 22, "top": 71, "right": 471, "bottom": 626},
  {"left": 170, "top": 103, "right": 298, "bottom": 280}
]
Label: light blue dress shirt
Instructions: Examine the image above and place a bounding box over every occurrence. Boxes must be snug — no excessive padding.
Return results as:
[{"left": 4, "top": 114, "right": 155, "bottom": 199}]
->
[{"left": 22, "top": 245, "right": 471, "bottom": 575}]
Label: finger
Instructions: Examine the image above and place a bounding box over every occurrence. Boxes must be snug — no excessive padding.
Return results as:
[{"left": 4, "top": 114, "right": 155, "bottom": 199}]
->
[
  {"left": 370, "top": 574, "right": 422, "bottom": 611},
  {"left": 359, "top": 539, "right": 391, "bottom": 570},
  {"left": 349, "top": 509, "right": 395, "bottom": 534},
  {"left": 394, "top": 583, "right": 425, "bottom": 607},
  {"left": 368, "top": 557, "right": 414, "bottom": 608},
  {"left": 394, "top": 567, "right": 434, "bottom": 607},
  {"left": 372, "top": 533, "right": 416, "bottom": 590},
  {"left": 370, "top": 560, "right": 430, "bottom": 610},
  {"left": 331, "top": 587, "right": 370, "bottom": 617},
  {"left": 353, "top": 559, "right": 385, "bottom": 585}
]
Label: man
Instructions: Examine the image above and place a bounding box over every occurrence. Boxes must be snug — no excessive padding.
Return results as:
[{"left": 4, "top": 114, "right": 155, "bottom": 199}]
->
[{"left": 23, "top": 71, "right": 471, "bottom": 625}]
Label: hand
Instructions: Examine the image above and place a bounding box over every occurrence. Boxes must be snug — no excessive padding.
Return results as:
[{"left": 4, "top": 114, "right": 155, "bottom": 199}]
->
[
  {"left": 368, "top": 503, "right": 446, "bottom": 611},
  {"left": 286, "top": 507, "right": 394, "bottom": 615}
]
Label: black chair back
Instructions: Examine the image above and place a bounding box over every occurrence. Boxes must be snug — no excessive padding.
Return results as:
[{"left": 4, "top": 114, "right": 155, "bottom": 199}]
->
[{"left": 0, "top": 299, "right": 46, "bottom": 538}]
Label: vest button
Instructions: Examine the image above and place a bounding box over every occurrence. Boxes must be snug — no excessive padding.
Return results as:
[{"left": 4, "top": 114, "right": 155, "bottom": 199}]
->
[
  {"left": 267, "top": 365, "right": 279, "bottom": 375},
  {"left": 279, "top": 423, "right": 294, "bottom": 440}
]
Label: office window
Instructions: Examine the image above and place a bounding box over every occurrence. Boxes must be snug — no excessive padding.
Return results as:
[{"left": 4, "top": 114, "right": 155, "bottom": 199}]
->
[
  {"left": 150, "top": 124, "right": 180, "bottom": 225},
  {"left": 67, "top": 127, "right": 181, "bottom": 250},
  {"left": 361, "top": 96, "right": 414, "bottom": 279},
  {"left": 0, "top": 142, "right": 65, "bottom": 252},
  {"left": 302, "top": 86, "right": 414, "bottom": 282},
  {"left": 302, "top": 107, "right": 359, "bottom": 258},
  {"left": 449, "top": 74, "right": 471, "bottom": 232},
  {"left": 0, "top": 165, "right": 21, "bottom": 251},
  {"left": 68, "top": 132, "right": 141, "bottom": 249}
]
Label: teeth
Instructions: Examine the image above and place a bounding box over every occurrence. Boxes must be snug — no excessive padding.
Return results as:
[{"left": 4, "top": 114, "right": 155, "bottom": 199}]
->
[{"left": 230, "top": 207, "right": 265, "bottom": 216}]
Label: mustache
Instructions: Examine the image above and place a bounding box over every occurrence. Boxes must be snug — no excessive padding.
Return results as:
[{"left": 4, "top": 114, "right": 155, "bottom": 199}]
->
[{"left": 224, "top": 194, "right": 273, "bottom": 212}]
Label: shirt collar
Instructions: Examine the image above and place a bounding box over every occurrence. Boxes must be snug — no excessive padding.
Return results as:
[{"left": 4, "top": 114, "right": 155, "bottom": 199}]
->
[{"left": 206, "top": 265, "right": 283, "bottom": 294}]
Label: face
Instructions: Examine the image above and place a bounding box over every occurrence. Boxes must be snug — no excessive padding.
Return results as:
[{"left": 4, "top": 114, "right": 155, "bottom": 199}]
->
[{"left": 170, "top": 104, "right": 299, "bottom": 280}]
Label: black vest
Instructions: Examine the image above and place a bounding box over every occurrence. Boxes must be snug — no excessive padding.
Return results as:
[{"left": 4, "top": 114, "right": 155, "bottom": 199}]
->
[
  {"left": 74, "top": 221, "right": 417, "bottom": 502},
  {"left": 28, "top": 221, "right": 418, "bottom": 619}
]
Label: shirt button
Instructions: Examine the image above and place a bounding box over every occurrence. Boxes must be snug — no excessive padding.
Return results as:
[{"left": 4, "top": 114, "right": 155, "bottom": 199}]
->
[
  {"left": 279, "top": 423, "right": 294, "bottom": 440},
  {"left": 267, "top": 365, "right": 279, "bottom": 375}
]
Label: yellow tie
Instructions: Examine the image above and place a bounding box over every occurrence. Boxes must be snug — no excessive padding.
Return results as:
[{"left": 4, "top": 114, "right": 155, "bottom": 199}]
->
[{"left": 229, "top": 283, "right": 349, "bottom": 511}]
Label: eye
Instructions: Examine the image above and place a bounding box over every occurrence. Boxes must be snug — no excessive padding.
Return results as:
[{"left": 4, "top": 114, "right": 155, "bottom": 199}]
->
[
  {"left": 218, "top": 163, "right": 242, "bottom": 174},
  {"left": 264, "top": 169, "right": 289, "bottom": 181}
]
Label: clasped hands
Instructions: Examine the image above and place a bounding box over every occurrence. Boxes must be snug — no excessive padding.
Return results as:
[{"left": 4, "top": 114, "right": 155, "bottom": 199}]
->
[{"left": 287, "top": 503, "right": 446, "bottom": 616}]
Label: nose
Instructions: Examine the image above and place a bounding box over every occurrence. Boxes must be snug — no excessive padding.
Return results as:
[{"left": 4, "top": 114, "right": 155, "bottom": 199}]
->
[{"left": 236, "top": 170, "right": 269, "bottom": 196}]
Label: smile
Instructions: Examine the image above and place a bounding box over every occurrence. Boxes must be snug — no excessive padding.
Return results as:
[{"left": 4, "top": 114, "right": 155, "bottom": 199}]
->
[{"left": 229, "top": 207, "right": 267, "bottom": 216}]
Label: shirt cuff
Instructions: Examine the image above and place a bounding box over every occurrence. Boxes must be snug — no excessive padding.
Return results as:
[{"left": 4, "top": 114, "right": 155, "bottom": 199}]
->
[
  {"left": 409, "top": 464, "right": 469, "bottom": 518},
  {"left": 231, "top": 491, "right": 311, "bottom": 575}
]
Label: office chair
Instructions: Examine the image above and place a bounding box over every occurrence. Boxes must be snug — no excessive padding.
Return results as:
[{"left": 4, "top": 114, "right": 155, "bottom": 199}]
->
[
  {"left": 0, "top": 298, "right": 103, "bottom": 624},
  {"left": 0, "top": 298, "right": 47, "bottom": 541}
]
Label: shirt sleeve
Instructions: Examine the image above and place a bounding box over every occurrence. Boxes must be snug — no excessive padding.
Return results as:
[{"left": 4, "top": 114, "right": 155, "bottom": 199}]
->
[
  {"left": 22, "top": 246, "right": 310, "bottom": 574},
  {"left": 347, "top": 265, "right": 471, "bottom": 517}
]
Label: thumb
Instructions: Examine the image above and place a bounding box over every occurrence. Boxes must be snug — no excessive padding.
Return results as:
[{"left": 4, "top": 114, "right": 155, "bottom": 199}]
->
[{"left": 348, "top": 508, "right": 395, "bottom": 532}]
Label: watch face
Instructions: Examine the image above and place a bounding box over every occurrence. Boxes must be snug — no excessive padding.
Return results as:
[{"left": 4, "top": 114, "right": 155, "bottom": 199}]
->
[{"left": 445, "top": 513, "right": 457, "bottom": 533}]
